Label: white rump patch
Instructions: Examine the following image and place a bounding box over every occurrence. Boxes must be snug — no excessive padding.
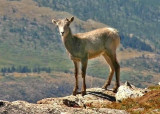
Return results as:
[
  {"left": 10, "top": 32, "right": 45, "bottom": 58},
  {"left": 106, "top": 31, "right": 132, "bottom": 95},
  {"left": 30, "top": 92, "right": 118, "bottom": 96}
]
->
[{"left": 108, "top": 27, "right": 118, "bottom": 33}]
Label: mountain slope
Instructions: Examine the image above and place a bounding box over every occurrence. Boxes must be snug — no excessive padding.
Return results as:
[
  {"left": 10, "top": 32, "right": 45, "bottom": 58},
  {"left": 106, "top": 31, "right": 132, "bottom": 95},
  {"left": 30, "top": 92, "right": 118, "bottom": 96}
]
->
[
  {"left": 0, "top": 0, "right": 152, "bottom": 70},
  {"left": 0, "top": 0, "right": 159, "bottom": 89},
  {"left": 34, "top": 0, "right": 160, "bottom": 52},
  {"left": 0, "top": 0, "right": 108, "bottom": 71}
]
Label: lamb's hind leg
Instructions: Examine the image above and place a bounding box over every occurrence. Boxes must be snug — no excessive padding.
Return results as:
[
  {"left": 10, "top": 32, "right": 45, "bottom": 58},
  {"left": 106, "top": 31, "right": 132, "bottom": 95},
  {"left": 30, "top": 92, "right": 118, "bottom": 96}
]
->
[
  {"left": 104, "top": 53, "right": 120, "bottom": 92},
  {"left": 72, "top": 61, "right": 79, "bottom": 96},
  {"left": 102, "top": 53, "right": 115, "bottom": 90},
  {"left": 112, "top": 57, "right": 120, "bottom": 93}
]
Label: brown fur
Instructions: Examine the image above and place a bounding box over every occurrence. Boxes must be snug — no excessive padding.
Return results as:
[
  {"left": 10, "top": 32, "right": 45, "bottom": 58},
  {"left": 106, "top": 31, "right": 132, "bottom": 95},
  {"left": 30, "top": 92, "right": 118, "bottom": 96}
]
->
[{"left": 52, "top": 17, "right": 120, "bottom": 96}]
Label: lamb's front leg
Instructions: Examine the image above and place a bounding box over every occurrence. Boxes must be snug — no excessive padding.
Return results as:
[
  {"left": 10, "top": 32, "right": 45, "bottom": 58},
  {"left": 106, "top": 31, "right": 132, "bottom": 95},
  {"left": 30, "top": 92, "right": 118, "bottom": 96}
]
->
[
  {"left": 72, "top": 61, "right": 79, "bottom": 96},
  {"left": 81, "top": 58, "right": 88, "bottom": 96}
]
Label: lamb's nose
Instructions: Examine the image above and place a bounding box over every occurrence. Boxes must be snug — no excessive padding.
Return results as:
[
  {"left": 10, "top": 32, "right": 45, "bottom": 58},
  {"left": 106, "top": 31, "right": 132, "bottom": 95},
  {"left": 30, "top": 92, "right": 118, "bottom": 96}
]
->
[{"left": 61, "top": 32, "right": 64, "bottom": 35}]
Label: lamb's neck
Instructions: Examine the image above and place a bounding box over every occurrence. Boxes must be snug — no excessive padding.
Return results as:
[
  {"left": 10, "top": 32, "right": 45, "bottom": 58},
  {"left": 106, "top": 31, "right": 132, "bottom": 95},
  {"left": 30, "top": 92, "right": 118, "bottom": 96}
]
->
[{"left": 61, "top": 28, "right": 74, "bottom": 52}]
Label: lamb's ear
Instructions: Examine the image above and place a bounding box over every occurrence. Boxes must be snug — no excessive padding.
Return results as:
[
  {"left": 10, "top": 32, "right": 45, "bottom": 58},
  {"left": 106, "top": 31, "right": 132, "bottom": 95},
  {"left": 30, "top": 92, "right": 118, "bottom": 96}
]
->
[
  {"left": 52, "top": 19, "right": 58, "bottom": 24},
  {"left": 65, "top": 18, "right": 69, "bottom": 22},
  {"left": 69, "top": 17, "right": 74, "bottom": 23}
]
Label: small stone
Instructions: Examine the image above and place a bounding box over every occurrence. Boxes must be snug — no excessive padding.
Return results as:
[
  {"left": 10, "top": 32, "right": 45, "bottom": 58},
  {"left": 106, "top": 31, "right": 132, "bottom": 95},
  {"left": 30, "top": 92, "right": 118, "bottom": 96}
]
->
[
  {"left": 133, "top": 108, "right": 144, "bottom": 112},
  {"left": 152, "top": 109, "right": 160, "bottom": 113},
  {"left": 63, "top": 99, "right": 80, "bottom": 107},
  {"left": 0, "top": 101, "right": 4, "bottom": 107}
]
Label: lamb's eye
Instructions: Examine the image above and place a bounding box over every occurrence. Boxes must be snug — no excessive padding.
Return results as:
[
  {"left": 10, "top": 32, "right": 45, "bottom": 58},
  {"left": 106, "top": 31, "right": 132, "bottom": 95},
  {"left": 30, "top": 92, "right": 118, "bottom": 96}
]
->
[{"left": 57, "top": 22, "right": 61, "bottom": 25}]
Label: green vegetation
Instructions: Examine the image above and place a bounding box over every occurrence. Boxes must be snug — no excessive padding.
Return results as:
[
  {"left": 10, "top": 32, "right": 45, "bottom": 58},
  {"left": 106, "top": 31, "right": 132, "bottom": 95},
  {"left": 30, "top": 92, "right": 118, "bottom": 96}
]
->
[
  {"left": 120, "top": 71, "right": 153, "bottom": 88},
  {"left": 120, "top": 34, "right": 153, "bottom": 52},
  {"left": 0, "top": 15, "right": 73, "bottom": 72},
  {"left": 1, "top": 65, "right": 51, "bottom": 74},
  {"left": 34, "top": 0, "right": 160, "bottom": 52},
  {"left": 148, "top": 85, "right": 160, "bottom": 90},
  {"left": 87, "top": 60, "right": 109, "bottom": 79},
  {"left": 121, "top": 56, "right": 160, "bottom": 73}
]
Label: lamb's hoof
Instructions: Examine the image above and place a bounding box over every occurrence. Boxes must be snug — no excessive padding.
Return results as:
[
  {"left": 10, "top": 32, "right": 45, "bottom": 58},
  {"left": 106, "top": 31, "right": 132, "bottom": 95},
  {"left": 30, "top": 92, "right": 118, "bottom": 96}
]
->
[
  {"left": 102, "top": 86, "right": 107, "bottom": 90},
  {"left": 102, "top": 84, "right": 109, "bottom": 90},
  {"left": 113, "top": 88, "right": 118, "bottom": 93},
  {"left": 72, "top": 91, "right": 77, "bottom": 96},
  {"left": 81, "top": 91, "right": 86, "bottom": 96}
]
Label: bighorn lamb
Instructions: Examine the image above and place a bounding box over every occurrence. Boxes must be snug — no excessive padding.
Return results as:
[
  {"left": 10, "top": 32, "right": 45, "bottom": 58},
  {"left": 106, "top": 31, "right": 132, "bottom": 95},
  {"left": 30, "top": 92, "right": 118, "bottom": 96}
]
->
[{"left": 52, "top": 17, "right": 120, "bottom": 96}]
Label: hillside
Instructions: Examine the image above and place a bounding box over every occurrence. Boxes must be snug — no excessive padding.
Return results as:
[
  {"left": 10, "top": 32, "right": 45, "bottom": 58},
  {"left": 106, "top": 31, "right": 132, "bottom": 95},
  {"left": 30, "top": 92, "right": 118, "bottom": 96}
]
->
[
  {"left": 0, "top": 0, "right": 114, "bottom": 71},
  {"left": 0, "top": 0, "right": 159, "bottom": 102},
  {"left": 34, "top": 0, "right": 160, "bottom": 52},
  {"left": 0, "top": 72, "right": 105, "bottom": 102}
]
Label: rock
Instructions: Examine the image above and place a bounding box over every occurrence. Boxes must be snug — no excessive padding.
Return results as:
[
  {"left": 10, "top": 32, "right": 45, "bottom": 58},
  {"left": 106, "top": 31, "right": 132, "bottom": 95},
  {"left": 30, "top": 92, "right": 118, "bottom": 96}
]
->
[
  {"left": 0, "top": 100, "right": 128, "bottom": 114},
  {"left": 115, "top": 81, "right": 149, "bottom": 102},
  {"left": 132, "top": 108, "right": 144, "bottom": 112},
  {"left": 152, "top": 109, "right": 160, "bottom": 113},
  {"left": 38, "top": 88, "right": 116, "bottom": 108},
  {"left": 0, "top": 88, "right": 128, "bottom": 114},
  {"left": 0, "top": 100, "right": 62, "bottom": 114}
]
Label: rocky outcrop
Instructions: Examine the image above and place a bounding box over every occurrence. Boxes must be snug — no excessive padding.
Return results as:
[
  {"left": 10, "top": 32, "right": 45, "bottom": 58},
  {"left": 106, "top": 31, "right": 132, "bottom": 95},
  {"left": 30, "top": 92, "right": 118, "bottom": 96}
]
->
[
  {"left": 0, "top": 88, "right": 128, "bottom": 114},
  {"left": 0, "top": 100, "right": 128, "bottom": 114},
  {"left": 38, "top": 88, "right": 116, "bottom": 108},
  {"left": 115, "top": 81, "right": 149, "bottom": 102},
  {"left": 1, "top": 83, "right": 151, "bottom": 114}
]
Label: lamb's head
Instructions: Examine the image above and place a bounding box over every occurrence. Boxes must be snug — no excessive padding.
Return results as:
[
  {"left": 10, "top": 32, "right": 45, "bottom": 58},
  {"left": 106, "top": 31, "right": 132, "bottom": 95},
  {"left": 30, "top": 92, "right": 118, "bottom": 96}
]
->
[{"left": 52, "top": 17, "right": 74, "bottom": 37}]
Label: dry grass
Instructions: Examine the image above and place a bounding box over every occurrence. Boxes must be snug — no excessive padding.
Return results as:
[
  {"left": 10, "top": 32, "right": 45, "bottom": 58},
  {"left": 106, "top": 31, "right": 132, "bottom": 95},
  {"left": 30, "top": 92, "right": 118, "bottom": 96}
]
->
[
  {"left": 148, "top": 85, "right": 160, "bottom": 91},
  {"left": 83, "top": 85, "right": 160, "bottom": 113},
  {"left": 89, "top": 48, "right": 156, "bottom": 67},
  {"left": 117, "top": 48, "right": 157, "bottom": 61},
  {"left": 98, "top": 85, "right": 160, "bottom": 113}
]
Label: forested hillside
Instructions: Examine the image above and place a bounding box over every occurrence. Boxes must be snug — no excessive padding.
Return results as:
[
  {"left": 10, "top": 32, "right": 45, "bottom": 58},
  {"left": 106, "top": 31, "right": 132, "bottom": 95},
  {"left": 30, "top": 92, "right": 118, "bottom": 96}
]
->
[
  {"left": 0, "top": 0, "right": 155, "bottom": 70},
  {"left": 34, "top": 0, "right": 160, "bottom": 52}
]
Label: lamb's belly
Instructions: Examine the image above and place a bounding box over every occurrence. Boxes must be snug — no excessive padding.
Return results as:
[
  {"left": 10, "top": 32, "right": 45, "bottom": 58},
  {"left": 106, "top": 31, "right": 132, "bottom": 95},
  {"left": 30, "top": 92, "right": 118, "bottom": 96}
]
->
[
  {"left": 86, "top": 40, "right": 105, "bottom": 59},
  {"left": 69, "top": 50, "right": 104, "bottom": 60},
  {"left": 87, "top": 44, "right": 105, "bottom": 59},
  {"left": 88, "top": 51, "right": 104, "bottom": 59}
]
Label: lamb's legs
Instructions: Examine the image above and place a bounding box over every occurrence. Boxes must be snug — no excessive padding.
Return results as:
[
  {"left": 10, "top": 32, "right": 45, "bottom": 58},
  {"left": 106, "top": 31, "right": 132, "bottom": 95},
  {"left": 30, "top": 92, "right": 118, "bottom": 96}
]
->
[
  {"left": 102, "top": 52, "right": 120, "bottom": 92},
  {"left": 72, "top": 61, "right": 79, "bottom": 96},
  {"left": 113, "top": 58, "right": 120, "bottom": 93},
  {"left": 102, "top": 53, "right": 115, "bottom": 90},
  {"left": 81, "top": 58, "right": 88, "bottom": 96}
]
